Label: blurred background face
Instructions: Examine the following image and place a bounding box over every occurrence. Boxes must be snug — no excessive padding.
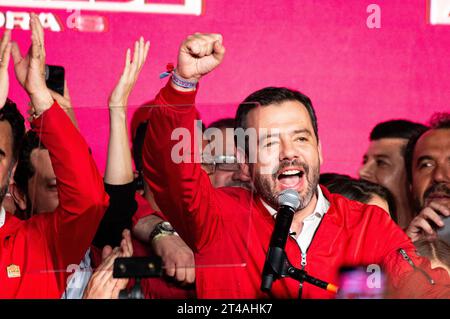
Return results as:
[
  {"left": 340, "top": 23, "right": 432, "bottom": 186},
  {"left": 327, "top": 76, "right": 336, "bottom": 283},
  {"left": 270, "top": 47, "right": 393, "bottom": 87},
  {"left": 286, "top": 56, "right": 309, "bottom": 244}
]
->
[
  {"left": 359, "top": 138, "right": 407, "bottom": 203},
  {"left": 27, "top": 149, "right": 59, "bottom": 214},
  {"left": 202, "top": 127, "right": 250, "bottom": 189},
  {"left": 0, "top": 121, "right": 14, "bottom": 205},
  {"left": 246, "top": 101, "right": 322, "bottom": 210},
  {"left": 411, "top": 129, "right": 450, "bottom": 211}
]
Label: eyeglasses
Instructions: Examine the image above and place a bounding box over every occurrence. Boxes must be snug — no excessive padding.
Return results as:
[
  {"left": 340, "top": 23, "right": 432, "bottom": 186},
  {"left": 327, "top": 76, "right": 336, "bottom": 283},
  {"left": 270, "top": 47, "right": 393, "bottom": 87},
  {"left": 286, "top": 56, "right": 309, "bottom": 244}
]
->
[{"left": 201, "top": 155, "right": 240, "bottom": 175}]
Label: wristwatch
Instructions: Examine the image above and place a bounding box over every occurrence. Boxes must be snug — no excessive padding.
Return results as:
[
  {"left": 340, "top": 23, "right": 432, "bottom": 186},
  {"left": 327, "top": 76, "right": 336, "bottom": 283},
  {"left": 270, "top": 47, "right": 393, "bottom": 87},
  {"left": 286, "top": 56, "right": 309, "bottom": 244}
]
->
[{"left": 149, "top": 221, "right": 178, "bottom": 242}]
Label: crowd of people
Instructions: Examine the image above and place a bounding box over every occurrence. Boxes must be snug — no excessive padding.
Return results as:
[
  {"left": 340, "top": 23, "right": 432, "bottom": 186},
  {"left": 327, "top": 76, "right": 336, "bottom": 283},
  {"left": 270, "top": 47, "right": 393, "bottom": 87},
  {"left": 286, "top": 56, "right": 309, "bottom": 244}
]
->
[{"left": 0, "top": 16, "right": 449, "bottom": 299}]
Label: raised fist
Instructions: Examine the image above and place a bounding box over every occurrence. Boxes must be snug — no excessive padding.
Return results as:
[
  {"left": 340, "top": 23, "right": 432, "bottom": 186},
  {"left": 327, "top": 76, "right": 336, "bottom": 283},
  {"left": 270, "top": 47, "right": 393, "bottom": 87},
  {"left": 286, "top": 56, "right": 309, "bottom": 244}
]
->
[{"left": 176, "top": 33, "right": 225, "bottom": 83}]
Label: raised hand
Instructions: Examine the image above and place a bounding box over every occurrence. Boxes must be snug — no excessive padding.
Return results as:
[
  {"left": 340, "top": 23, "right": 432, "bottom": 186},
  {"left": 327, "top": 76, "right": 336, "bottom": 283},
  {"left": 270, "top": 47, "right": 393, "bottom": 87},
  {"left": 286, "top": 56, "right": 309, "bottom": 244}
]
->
[
  {"left": 109, "top": 37, "right": 150, "bottom": 110},
  {"left": 0, "top": 29, "right": 12, "bottom": 108},
  {"left": 11, "top": 13, "right": 53, "bottom": 116},
  {"left": 406, "top": 200, "right": 450, "bottom": 242},
  {"left": 175, "top": 33, "right": 225, "bottom": 84},
  {"left": 83, "top": 229, "right": 133, "bottom": 299}
]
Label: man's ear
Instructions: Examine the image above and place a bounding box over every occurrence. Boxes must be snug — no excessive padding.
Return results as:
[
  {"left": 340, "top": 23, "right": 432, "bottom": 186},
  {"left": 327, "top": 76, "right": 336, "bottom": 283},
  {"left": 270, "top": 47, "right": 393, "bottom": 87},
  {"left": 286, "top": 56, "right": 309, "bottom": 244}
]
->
[
  {"left": 8, "top": 163, "right": 17, "bottom": 185},
  {"left": 9, "top": 183, "right": 27, "bottom": 211},
  {"left": 236, "top": 147, "right": 252, "bottom": 182}
]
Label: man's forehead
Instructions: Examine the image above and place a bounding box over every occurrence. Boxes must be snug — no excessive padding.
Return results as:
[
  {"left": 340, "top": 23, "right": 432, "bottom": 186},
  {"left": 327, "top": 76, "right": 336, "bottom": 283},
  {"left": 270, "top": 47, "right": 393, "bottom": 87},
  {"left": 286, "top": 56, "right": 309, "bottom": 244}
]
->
[
  {"left": 414, "top": 129, "right": 450, "bottom": 157},
  {"left": 366, "top": 138, "right": 407, "bottom": 156},
  {"left": 246, "top": 100, "right": 312, "bottom": 130}
]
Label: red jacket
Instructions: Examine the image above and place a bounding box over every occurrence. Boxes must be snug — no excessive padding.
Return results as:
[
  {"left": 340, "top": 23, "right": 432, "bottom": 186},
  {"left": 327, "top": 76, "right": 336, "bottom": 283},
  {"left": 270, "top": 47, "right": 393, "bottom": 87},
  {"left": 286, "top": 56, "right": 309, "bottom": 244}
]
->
[
  {"left": 0, "top": 102, "right": 109, "bottom": 298},
  {"left": 143, "top": 82, "right": 450, "bottom": 298}
]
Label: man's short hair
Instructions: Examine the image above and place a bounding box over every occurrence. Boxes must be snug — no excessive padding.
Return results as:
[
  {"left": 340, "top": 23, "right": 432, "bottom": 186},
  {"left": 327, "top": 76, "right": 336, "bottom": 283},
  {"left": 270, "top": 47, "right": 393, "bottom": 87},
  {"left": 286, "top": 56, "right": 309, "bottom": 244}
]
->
[
  {"left": 370, "top": 119, "right": 427, "bottom": 141},
  {"left": 404, "top": 113, "right": 450, "bottom": 183},
  {"left": 14, "top": 131, "right": 44, "bottom": 195},
  {"left": 323, "top": 175, "right": 398, "bottom": 223},
  {"left": 0, "top": 99, "right": 25, "bottom": 163},
  {"left": 208, "top": 118, "right": 235, "bottom": 130},
  {"left": 235, "top": 87, "right": 318, "bottom": 157}
]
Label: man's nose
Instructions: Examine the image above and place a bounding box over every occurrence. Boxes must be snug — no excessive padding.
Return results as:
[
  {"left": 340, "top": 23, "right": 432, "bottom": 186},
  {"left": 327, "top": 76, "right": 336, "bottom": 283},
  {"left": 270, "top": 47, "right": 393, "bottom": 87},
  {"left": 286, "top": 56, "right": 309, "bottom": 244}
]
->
[
  {"left": 359, "top": 161, "right": 375, "bottom": 182},
  {"left": 279, "top": 140, "right": 298, "bottom": 162}
]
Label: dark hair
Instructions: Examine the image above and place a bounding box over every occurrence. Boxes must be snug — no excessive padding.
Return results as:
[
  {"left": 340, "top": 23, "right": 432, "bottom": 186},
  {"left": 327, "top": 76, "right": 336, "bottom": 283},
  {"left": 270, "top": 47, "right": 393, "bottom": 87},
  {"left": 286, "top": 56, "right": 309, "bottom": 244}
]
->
[
  {"left": 319, "top": 173, "right": 351, "bottom": 186},
  {"left": 235, "top": 87, "right": 318, "bottom": 157},
  {"left": 323, "top": 175, "right": 398, "bottom": 223},
  {"left": 370, "top": 120, "right": 427, "bottom": 141},
  {"left": 132, "top": 121, "right": 148, "bottom": 191},
  {"left": 0, "top": 99, "right": 25, "bottom": 163},
  {"left": 14, "top": 131, "right": 44, "bottom": 195},
  {"left": 404, "top": 112, "right": 450, "bottom": 183},
  {"left": 415, "top": 239, "right": 450, "bottom": 270},
  {"left": 208, "top": 118, "right": 235, "bottom": 130}
]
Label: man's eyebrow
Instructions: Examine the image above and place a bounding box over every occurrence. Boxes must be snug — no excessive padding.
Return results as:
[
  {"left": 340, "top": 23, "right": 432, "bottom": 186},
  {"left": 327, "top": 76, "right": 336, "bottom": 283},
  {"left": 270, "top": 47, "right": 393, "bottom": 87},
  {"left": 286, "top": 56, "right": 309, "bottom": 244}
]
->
[
  {"left": 416, "top": 155, "right": 434, "bottom": 165},
  {"left": 292, "top": 129, "right": 313, "bottom": 136},
  {"left": 373, "top": 154, "right": 390, "bottom": 159}
]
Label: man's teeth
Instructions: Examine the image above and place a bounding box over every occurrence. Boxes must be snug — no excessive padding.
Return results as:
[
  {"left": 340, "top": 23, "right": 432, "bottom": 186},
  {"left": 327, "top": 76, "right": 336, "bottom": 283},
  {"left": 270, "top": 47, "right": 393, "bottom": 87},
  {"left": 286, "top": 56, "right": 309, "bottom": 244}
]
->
[{"left": 281, "top": 170, "right": 301, "bottom": 176}]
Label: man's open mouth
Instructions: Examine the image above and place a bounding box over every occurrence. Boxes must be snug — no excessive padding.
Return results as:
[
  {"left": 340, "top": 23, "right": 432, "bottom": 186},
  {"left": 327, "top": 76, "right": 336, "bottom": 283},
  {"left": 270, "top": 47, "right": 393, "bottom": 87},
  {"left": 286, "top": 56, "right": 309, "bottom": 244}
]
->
[{"left": 277, "top": 167, "right": 305, "bottom": 189}]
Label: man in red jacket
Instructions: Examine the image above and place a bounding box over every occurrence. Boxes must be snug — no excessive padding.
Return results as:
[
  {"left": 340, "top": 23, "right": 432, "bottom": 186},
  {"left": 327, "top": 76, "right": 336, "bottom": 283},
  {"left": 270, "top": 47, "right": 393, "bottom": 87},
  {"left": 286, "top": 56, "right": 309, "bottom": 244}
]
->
[
  {"left": 143, "top": 33, "right": 450, "bottom": 298},
  {"left": 0, "top": 14, "right": 108, "bottom": 298}
]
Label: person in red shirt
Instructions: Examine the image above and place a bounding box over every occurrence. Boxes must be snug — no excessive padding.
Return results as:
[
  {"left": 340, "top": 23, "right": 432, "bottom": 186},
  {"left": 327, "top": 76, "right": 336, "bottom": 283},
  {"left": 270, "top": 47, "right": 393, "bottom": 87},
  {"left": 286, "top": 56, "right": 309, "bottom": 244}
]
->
[
  {"left": 0, "top": 14, "right": 108, "bottom": 298},
  {"left": 142, "top": 33, "right": 450, "bottom": 298}
]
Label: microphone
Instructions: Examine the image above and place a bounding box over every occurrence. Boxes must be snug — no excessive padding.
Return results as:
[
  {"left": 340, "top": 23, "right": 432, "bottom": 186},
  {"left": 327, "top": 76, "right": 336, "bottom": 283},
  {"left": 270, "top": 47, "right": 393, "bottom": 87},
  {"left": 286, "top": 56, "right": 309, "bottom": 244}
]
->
[{"left": 261, "top": 189, "right": 300, "bottom": 292}]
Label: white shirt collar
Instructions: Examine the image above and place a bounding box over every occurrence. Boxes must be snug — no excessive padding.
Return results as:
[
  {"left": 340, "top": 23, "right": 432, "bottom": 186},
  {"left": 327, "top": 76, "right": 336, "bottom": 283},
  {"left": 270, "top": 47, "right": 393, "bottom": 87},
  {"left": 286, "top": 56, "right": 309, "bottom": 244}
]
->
[
  {"left": 260, "top": 186, "right": 330, "bottom": 253},
  {"left": 0, "top": 206, "right": 5, "bottom": 229},
  {"left": 261, "top": 186, "right": 329, "bottom": 219}
]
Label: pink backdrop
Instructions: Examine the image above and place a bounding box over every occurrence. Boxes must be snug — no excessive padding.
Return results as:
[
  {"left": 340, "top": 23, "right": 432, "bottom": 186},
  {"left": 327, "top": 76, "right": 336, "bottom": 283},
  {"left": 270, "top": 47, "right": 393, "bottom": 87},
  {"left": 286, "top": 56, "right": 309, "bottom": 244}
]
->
[{"left": 2, "top": 0, "right": 449, "bottom": 175}]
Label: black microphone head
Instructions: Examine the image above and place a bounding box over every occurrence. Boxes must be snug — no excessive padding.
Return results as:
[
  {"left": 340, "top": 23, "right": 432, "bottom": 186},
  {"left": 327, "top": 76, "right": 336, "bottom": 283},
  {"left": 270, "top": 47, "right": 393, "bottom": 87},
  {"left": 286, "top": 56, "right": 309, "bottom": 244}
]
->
[{"left": 277, "top": 189, "right": 300, "bottom": 210}]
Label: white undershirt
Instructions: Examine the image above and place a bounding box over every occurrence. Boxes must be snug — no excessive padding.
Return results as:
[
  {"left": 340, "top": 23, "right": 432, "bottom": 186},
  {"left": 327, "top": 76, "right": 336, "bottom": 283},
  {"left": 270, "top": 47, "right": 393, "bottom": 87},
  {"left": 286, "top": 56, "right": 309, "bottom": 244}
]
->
[
  {"left": 0, "top": 206, "right": 5, "bottom": 229},
  {"left": 261, "top": 186, "right": 330, "bottom": 253}
]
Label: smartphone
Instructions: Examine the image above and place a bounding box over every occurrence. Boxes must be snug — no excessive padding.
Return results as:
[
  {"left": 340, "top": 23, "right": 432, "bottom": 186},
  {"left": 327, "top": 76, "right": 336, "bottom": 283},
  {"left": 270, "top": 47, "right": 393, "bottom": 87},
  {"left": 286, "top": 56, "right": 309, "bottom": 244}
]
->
[
  {"left": 336, "top": 266, "right": 386, "bottom": 299},
  {"left": 437, "top": 216, "right": 450, "bottom": 244},
  {"left": 45, "top": 64, "right": 65, "bottom": 96}
]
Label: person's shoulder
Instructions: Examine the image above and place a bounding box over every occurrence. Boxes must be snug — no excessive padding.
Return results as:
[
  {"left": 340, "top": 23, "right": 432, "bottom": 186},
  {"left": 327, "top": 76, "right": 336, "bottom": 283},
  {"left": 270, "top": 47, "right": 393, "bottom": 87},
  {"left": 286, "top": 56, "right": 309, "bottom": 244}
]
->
[{"left": 325, "top": 190, "right": 392, "bottom": 228}]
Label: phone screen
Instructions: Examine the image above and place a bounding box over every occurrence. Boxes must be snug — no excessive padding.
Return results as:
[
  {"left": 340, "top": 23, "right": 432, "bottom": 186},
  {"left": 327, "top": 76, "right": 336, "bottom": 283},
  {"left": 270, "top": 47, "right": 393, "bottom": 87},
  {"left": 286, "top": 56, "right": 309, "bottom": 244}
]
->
[
  {"left": 337, "top": 266, "right": 386, "bottom": 299},
  {"left": 45, "top": 64, "right": 65, "bottom": 96}
]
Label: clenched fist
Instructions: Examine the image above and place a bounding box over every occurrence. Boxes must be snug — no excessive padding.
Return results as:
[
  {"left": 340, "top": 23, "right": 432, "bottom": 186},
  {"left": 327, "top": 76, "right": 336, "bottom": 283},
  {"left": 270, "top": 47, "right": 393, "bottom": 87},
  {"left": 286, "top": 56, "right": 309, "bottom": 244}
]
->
[{"left": 175, "top": 33, "right": 225, "bottom": 85}]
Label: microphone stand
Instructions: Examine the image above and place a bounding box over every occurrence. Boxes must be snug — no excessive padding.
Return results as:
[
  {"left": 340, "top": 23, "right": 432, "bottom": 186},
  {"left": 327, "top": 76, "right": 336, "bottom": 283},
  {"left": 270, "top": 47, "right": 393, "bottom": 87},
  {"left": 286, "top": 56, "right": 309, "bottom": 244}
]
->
[{"left": 262, "top": 249, "right": 338, "bottom": 294}]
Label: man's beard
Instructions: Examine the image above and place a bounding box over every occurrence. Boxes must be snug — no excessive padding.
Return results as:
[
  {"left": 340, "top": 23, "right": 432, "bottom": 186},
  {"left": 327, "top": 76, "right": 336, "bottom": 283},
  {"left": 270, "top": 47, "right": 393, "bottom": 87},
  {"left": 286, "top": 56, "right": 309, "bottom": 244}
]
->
[
  {"left": 253, "top": 159, "right": 320, "bottom": 210},
  {"left": 415, "top": 182, "right": 450, "bottom": 212}
]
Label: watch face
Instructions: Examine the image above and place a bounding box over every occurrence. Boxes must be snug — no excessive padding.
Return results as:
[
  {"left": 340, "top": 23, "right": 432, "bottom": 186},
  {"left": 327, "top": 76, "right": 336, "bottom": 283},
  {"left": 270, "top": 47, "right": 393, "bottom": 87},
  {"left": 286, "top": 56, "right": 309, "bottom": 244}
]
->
[{"left": 160, "top": 222, "right": 174, "bottom": 232}]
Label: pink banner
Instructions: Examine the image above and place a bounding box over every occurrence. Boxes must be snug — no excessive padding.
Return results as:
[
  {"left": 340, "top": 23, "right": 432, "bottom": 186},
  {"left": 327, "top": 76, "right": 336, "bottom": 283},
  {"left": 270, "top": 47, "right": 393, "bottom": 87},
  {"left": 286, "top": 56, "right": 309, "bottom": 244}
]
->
[{"left": 1, "top": 0, "right": 449, "bottom": 174}]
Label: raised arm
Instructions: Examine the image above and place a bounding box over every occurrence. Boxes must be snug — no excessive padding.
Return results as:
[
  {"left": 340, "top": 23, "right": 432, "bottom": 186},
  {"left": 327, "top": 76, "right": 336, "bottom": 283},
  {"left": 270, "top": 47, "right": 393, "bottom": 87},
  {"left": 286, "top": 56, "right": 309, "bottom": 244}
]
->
[
  {"left": 142, "top": 33, "right": 226, "bottom": 251},
  {"left": 93, "top": 37, "right": 149, "bottom": 248},
  {"left": 0, "top": 29, "right": 11, "bottom": 108},
  {"left": 14, "top": 13, "right": 108, "bottom": 270},
  {"left": 105, "top": 37, "right": 149, "bottom": 185}
]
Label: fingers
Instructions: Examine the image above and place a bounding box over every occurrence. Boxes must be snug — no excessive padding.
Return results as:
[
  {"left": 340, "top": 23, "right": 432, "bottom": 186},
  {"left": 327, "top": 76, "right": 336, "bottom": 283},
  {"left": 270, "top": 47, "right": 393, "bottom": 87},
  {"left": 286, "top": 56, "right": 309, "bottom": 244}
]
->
[
  {"left": 0, "top": 30, "right": 11, "bottom": 69},
  {"left": 185, "top": 33, "right": 223, "bottom": 57},
  {"left": 0, "top": 29, "right": 11, "bottom": 53},
  {"left": 213, "top": 40, "right": 226, "bottom": 62},
  {"left": 429, "top": 201, "right": 450, "bottom": 218},
  {"left": 102, "top": 245, "right": 113, "bottom": 261},
  {"left": 185, "top": 266, "right": 196, "bottom": 284},
  {"left": 120, "top": 229, "right": 133, "bottom": 257},
  {"left": 10, "top": 42, "right": 23, "bottom": 65},
  {"left": 0, "top": 43, "right": 11, "bottom": 70}
]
